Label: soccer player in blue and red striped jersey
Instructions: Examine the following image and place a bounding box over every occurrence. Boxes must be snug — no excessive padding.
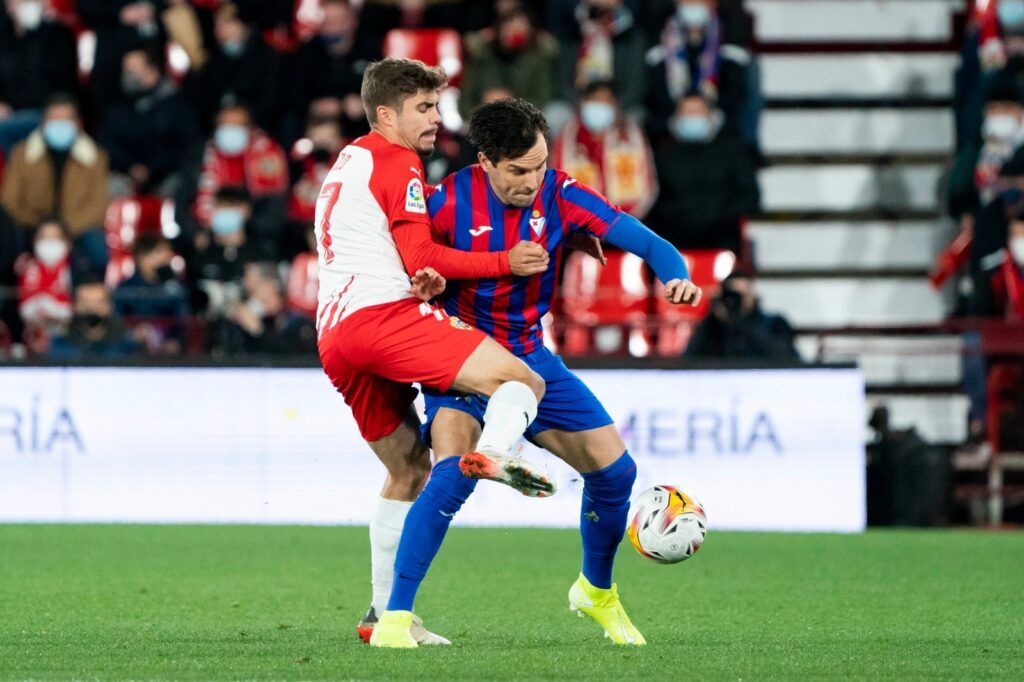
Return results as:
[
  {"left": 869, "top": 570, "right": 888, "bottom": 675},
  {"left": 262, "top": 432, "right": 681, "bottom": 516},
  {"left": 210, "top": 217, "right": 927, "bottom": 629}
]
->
[{"left": 370, "top": 99, "right": 702, "bottom": 648}]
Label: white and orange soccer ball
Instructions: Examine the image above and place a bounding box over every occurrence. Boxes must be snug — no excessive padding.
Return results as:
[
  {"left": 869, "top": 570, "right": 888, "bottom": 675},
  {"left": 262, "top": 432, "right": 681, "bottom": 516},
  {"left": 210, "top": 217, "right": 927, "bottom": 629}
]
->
[{"left": 627, "top": 485, "right": 707, "bottom": 564}]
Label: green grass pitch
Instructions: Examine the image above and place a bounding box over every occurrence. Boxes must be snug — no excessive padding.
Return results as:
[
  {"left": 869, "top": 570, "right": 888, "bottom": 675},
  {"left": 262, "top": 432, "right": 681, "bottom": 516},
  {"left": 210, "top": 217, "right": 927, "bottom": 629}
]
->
[{"left": 1, "top": 525, "right": 1022, "bottom": 680}]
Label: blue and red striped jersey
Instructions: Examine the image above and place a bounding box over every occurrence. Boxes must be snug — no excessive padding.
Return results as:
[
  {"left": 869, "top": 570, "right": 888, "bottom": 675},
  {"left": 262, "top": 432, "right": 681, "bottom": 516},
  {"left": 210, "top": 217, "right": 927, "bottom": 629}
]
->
[{"left": 427, "top": 165, "right": 622, "bottom": 356}]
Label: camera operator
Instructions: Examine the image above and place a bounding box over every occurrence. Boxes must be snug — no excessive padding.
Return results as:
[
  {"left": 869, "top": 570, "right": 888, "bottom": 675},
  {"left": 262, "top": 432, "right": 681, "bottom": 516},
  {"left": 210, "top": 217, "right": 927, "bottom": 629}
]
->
[{"left": 684, "top": 269, "right": 799, "bottom": 360}]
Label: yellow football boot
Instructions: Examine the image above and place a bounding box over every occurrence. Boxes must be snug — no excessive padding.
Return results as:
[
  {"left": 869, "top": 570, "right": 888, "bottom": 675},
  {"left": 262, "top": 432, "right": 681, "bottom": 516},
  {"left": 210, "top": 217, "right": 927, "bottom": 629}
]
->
[
  {"left": 568, "top": 573, "right": 647, "bottom": 645},
  {"left": 368, "top": 610, "right": 417, "bottom": 649}
]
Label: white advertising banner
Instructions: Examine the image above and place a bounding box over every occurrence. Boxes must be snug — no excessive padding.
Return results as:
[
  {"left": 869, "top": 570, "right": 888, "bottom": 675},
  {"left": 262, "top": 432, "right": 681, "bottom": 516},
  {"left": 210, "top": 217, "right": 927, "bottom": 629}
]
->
[{"left": 0, "top": 367, "right": 866, "bottom": 531}]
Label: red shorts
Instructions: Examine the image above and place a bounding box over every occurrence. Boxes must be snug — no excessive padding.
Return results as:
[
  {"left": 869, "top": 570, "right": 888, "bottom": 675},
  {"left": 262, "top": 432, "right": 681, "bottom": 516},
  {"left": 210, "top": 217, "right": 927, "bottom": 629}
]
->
[{"left": 318, "top": 298, "right": 488, "bottom": 442}]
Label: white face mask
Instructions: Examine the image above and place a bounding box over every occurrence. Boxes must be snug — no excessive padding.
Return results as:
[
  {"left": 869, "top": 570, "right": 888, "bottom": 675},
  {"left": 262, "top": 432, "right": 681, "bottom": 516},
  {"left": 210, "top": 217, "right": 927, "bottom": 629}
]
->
[
  {"left": 984, "top": 114, "right": 1021, "bottom": 142},
  {"left": 35, "top": 238, "right": 68, "bottom": 267},
  {"left": 15, "top": 0, "right": 44, "bottom": 30},
  {"left": 1010, "top": 235, "right": 1024, "bottom": 266}
]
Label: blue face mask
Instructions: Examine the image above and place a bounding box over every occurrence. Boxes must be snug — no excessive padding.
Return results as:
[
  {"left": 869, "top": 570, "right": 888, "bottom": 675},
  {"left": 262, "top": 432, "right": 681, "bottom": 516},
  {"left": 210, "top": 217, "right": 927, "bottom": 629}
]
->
[
  {"left": 1000, "top": 0, "right": 1024, "bottom": 29},
  {"left": 222, "top": 38, "right": 245, "bottom": 57},
  {"left": 42, "top": 119, "right": 77, "bottom": 151},
  {"left": 580, "top": 101, "right": 616, "bottom": 133},
  {"left": 214, "top": 125, "right": 249, "bottom": 156},
  {"left": 211, "top": 208, "right": 246, "bottom": 235},
  {"left": 677, "top": 3, "right": 711, "bottom": 28},
  {"left": 671, "top": 114, "right": 711, "bottom": 142}
]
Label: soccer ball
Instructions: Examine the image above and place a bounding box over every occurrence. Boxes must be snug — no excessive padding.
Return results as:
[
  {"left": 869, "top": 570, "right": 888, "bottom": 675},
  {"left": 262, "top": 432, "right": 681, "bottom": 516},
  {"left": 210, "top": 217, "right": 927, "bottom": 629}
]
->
[{"left": 627, "top": 485, "right": 707, "bottom": 564}]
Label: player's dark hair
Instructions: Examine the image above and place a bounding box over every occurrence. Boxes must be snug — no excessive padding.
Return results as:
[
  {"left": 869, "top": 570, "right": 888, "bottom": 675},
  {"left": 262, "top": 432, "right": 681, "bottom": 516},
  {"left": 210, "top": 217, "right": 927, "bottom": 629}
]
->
[
  {"left": 468, "top": 98, "right": 549, "bottom": 164},
  {"left": 360, "top": 58, "right": 448, "bottom": 124}
]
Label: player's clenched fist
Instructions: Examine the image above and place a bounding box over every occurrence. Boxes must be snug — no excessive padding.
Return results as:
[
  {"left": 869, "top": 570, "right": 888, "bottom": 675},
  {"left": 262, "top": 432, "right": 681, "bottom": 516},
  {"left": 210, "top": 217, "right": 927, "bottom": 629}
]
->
[
  {"left": 509, "top": 240, "right": 550, "bottom": 276},
  {"left": 409, "top": 267, "right": 446, "bottom": 301},
  {"left": 663, "top": 279, "right": 702, "bottom": 306}
]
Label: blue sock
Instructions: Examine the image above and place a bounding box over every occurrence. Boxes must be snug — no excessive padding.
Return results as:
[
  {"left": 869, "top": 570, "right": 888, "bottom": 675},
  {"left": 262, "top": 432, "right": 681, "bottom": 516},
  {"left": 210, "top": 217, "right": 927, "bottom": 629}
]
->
[
  {"left": 580, "top": 452, "right": 637, "bottom": 589},
  {"left": 386, "top": 457, "right": 477, "bottom": 612}
]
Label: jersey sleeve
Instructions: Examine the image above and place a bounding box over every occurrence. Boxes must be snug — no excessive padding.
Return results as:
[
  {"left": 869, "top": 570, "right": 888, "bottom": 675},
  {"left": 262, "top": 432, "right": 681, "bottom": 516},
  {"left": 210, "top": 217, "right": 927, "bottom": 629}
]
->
[
  {"left": 367, "top": 148, "right": 433, "bottom": 230},
  {"left": 556, "top": 172, "right": 623, "bottom": 239}
]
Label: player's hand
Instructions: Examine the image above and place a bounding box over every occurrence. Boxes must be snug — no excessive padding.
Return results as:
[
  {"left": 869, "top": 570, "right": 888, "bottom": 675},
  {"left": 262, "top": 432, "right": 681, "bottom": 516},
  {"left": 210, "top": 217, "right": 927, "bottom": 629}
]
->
[
  {"left": 663, "top": 279, "right": 702, "bottom": 306},
  {"left": 509, "top": 240, "right": 549, "bottom": 276},
  {"left": 565, "top": 232, "right": 606, "bottom": 265},
  {"left": 409, "top": 267, "right": 446, "bottom": 300}
]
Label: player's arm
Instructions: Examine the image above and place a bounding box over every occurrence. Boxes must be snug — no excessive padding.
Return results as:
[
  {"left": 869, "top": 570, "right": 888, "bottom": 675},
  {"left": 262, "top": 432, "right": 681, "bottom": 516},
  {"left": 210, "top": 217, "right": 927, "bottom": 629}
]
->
[
  {"left": 392, "top": 221, "right": 549, "bottom": 279},
  {"left": 603, "top": 213, "right": 701, "bottom": 306}
]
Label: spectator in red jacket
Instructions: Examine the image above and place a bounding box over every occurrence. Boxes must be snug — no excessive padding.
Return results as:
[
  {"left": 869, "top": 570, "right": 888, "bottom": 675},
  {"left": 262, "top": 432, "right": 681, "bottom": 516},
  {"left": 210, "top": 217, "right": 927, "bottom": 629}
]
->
[
  {"left": 194, "top": 100, "right": 288, "bottom": 259},
  {"left": 991, "top": 216, "right": 1024, "bottom": 320},
  {"left": 551, "top": 80, "right": 657, "bottom": 219},
  {"left": 16, "top": 218, "right": 72, "bottom": 334}
]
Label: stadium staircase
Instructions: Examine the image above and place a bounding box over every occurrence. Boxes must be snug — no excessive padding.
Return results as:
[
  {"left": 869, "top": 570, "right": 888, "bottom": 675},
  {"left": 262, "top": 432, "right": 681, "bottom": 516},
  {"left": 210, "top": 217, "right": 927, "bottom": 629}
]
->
[{"left": 747, "top": 0, "right": 970, "bottom": 449}]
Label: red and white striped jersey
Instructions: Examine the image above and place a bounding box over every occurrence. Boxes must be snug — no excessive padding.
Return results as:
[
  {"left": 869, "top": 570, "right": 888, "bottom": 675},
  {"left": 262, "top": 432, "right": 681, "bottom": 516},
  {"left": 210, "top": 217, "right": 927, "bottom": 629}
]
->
[{"left": 313, "top": 131, "right": 430, "bottom": 335}]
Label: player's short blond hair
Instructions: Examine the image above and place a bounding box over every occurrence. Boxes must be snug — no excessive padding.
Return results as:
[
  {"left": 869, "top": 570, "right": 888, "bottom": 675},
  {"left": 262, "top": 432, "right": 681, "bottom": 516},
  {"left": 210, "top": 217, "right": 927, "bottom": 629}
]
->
[{"left": 360, "top": 58, "right": 447, "bottom": 124}]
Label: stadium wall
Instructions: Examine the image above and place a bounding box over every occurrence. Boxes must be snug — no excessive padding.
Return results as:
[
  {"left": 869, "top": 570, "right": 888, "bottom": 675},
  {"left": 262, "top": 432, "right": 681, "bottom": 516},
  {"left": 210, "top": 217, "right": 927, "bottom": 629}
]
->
[{"left": 0, "top": 367, "right": 865, "bottom": 532}]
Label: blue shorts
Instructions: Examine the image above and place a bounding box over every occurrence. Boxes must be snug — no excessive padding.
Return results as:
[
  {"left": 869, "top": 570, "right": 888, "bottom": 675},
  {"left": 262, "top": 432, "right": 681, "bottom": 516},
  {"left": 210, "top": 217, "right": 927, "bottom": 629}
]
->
[{"left": 420, "top": 347, "right": 614, "bottom": 447}]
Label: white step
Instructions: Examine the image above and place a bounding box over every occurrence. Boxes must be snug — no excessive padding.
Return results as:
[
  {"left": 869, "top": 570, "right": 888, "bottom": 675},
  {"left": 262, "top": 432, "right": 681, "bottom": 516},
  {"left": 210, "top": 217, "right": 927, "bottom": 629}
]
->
[
  {"left": 866, "top": 393, "right": 970, "bottom": 444},
  {"left": 796, "top": 334, "right": 963, "bottom": 386},
  {"left": 759, "top": 163, "right": 944, "bottom": 212},
  {"left": 761, "top": 108, "right": 955, "bottom": 155},
  {"left": 748, "top": 221, "right": 947, "bottom": 271},
  {"left": 757, "top": 277, "right": 948, "bottom": 328},
  {"left": 762, "top": 53, "right": 957, "bottom": 100},
  {"left": 749, "top": 0, "right": 961, "bottom": 43}
]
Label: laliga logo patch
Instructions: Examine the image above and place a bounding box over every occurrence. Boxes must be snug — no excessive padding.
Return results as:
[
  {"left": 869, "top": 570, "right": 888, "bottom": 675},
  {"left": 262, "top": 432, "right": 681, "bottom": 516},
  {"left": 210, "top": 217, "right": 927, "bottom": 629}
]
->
[
  {"left": 529, "top": 209, "right": 545, "bottom": 235},
  {"left": 405, "top": 178, "right": 426, "bottom": 214},
  {"left": 449, "top": 316, "right": 472, "bottom": 331}
]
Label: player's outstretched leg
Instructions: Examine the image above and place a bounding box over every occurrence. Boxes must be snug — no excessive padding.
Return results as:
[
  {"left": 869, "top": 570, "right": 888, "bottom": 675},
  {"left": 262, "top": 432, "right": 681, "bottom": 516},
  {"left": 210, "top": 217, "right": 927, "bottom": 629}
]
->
[
  {"left": 370, "top": 456, "right": 477, "bottom": 648},
  {"left": 448, "top": 337, "right": 555, "bottom": 496},
  {"left": 567, "top": 451, "right": 646, "bottom": 645}
]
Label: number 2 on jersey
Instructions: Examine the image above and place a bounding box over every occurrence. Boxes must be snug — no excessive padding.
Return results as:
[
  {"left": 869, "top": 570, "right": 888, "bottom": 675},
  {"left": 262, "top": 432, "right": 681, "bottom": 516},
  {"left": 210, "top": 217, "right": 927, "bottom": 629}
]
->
[{"left": 318, "top": 182, "right": 343, "bottom": 264}]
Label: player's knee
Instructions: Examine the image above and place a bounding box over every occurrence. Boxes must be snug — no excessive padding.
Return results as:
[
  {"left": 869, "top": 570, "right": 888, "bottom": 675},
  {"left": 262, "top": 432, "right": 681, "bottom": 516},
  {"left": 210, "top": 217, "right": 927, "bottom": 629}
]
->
[{"left": 511, "top": 367, "right": 545, "bottom": 402}]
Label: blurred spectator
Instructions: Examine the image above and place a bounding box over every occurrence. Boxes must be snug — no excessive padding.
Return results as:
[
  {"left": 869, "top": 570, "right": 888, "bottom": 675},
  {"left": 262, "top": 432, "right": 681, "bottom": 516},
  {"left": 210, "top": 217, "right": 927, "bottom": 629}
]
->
[
  {"left": 973, "top": 211, "right": 1024, "bottom": 319},
  {"left": 0, "top": 0, "right": 77, "bottom": 152},
  {"left": 287, "top": 0, "right": 378, "bottom": 142},
  {"left": 551, "top": 80, "right": 657, "bottom": 219},
  {"left": 188, "top": 185, "right": 267, "bottom": 318},
  {"left": 77, "top": 0, "right": 166, "bottom": 121},
  {"left": 648, "top": 94, "right": 759, "bottom": 253},
  {"left": 100, "top": 45, "right": 201, "bottom": 198},
  {"left": 287, "top": 116, "right": 345, "bottom": 256},
  {"left": 48, "top": 280, "right": 138, "bottom": 358},
  {"left": 114, "top": 232, "right": 189, "bottom": 318},
  {"left": 191, "top": 3, "right": 282, "bottom": 135},
  {"left": 0, "top": 95, "right": 110, "bottom": 279},
  {"left": 15, "top": 219, "right": 72, "bottom": 337},
  {"left": 460, "top": 6, "right": 557, "bottom": 120},
  {"left": 212, "top": 260, "right": 316, "bottom": 356},
  {"left": 193, "top": 101, "right": 288, "bottom": 258},
  {"left": 949, "top": 75, "right": 1024, "bottom": 220},
  {"left": 286, "top": 225, "right": 319, "bottom": 321},
  {"left": 684, "top": 269, "right": 798, "bottom": 360},
  {"left": 360, "top": 0, "right": 474, "bottom": 46},
  {"left": 551, "top": 0, "right": 648, "bottom": 118},
  {"left": 647, "top": 0, "right": 752, "bottom": 140}
]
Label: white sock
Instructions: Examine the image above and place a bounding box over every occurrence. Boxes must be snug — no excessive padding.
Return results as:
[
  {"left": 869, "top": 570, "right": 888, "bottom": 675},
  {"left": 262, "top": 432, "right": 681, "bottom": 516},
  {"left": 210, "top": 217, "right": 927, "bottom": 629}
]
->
[
  {"left": 476, "top": 380, "right": 539, "bottom": 456},
  {"left": 369, "top": 496, "right": 411, "bottom": 615}
]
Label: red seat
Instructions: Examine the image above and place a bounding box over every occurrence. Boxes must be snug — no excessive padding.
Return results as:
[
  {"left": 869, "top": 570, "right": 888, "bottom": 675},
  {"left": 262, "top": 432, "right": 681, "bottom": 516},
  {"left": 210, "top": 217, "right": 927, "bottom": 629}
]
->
[
  {"left": 383, "top": 29, "right": 464, "bottom": 86},
  {"left": 560, "top": 249, "right": 651, "bottom": 356},
  {"left": 653, "top": 249, "right": 736, "bottom": 356},
  {"left": 287, "top": 251, "right": 320, "bottom": 320}
]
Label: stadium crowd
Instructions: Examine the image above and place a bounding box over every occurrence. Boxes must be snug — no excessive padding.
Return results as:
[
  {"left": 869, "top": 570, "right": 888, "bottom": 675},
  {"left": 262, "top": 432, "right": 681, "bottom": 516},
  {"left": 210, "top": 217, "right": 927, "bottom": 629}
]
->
[{"left": 0, "top": 0, "right": 765, "bottom": 360}]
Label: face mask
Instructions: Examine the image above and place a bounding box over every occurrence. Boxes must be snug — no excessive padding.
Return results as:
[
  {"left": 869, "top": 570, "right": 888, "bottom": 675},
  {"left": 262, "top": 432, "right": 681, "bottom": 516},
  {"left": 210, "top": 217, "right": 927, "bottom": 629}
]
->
[
  {"left": 34, "top": 238, "right": 68, "bottom": 267},
  {"left": 677, "top": 3, "right": 711, "bottom": 28},
  {"left": 580, "top": 101, "right": 616, "bottom": 133},
  {"left": 984, "top": 114, "right": 1020, "bottom": 141},
  {"left": 121, "top": 72, "right": 148, "bottom": 96},
  {"left": 78, "top": 313, "right": 108, "bottom": 329},
  {"left": 222, "top": 39, "right": 245, "bottom": 57},
  {"left": 501, "top": 29, "right": 529, "bottom": 51},
  {"left": 320, "top": 32, "right": 349, "bottom": 47},
  {"left": 214, "top": 124, "right": 249, "bottom": 155},
  {"left": 155, "top": 264, "right": 176, "bottom": 282},
  {"left": 671, "top": 114, "right": 711, "bottom": 141},
  {"left": 211, "top": 207, "right": 246, "bottom": 235},
  {"left": 1000, "top": 0, "right": 1024, "bottom": 29},
  {"left": 15, "top": 0, "right": 43, "bottom": 30},
  {"left": 1011, "top": 235, "right": 1024, "bottom": 265},
  {"left": 42, "top": 119, "right": 77, "bottom": 151}
]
